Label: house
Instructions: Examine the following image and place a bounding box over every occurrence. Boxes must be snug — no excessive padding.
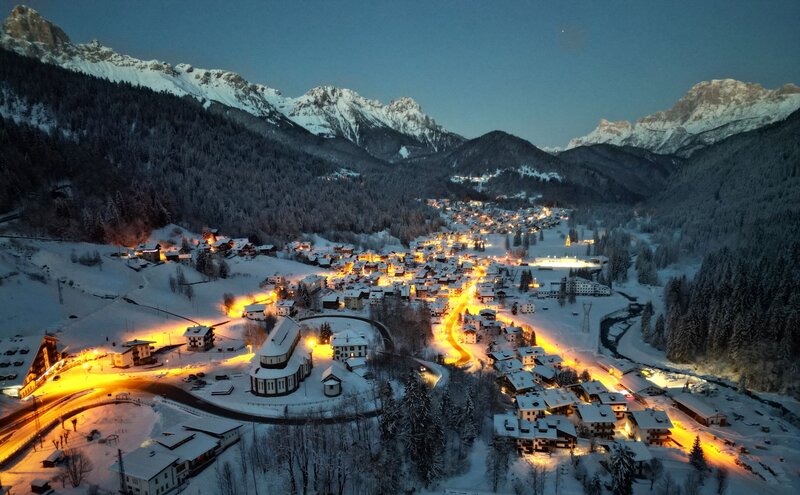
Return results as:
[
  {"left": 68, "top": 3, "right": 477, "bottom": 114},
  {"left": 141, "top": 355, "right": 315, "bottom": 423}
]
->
[
  {"left": 516, "top": 346, "right": 544, "bottom": 367},
  {"left": 503, "top": 326, "right": 524, "bottom": 343},
  {"left": 183, "top": 325, "right": 214, "bottom": 351},
  {"left": 301, "top": 274, "right": 327, "bottom": 294},
  {"left": 479, "top": 308, "right": 497, "bottom": 320},
  {"left": 618, "top": 372, "right": 663, "bottom": 398},
  {"left": 488, "top": 349, "right": 517, "bottom": 364},
  {"left": 344, "top": 290, "right": 364, "bottom": 310},
  {"left": 182, "top": 418, "right": 242, "bottom": 450},
  {"left": 331, "top": 331, "right": 368, "bottom": 362},
  {"left": 276, "top": 300, "right": 297, "bottom": 317},
  {"left": 477, "top": 287, "right": 495, "bottom": 303},
  {"left": 515, "top": 393, "right": 549, "bottom": 420},
  {"left": 576, "top": 403, "right": 617, "bottom": 439},
  {"left": 494, "top": 413, "right": 577, "bottom": 454},
  {"left": 243, "top": 303, "right": 267, "bottom": 320},
  {"left": 322, "top": 362, "right": 346, "bottom": 397},
  {"left": 535, "top": 354, "right": 564, "bottom": 369},
  {"left": 322, "top": 293, "right": 341, "bottom": 310},
  {"left": 597, "top": 392, "right": 628, "bottom": 419},
  {"left": 537, "top": 388, "right": 579, "bottom": 415},
  {"left": 596, "top": 356, "right": 638, "bottom": 377},
  {"left": 505, "top": 371, "right": 539, "bottom": 396},
  {"left": 574, "top": 380, "right": 609, "bottom": 402},
  {"left": 249, "top": 317, "right": 312, "bottom": 397},
  {"left": 461, "top": 325, "right": 478, "bottom": 344},
  {"left": 626, "top": 408, "right": 673, "bottom": 445},
  {"left": 0, "top": 333, "right": 59, "bottom": 398},
  {"left": 673, "top": 393, "right": 728, "bottom": 427},
  {"left": 111, "top": 448, "right": 180, "bottom": 495},
  {"left": 530, "top": 365, "right": 557, "bottom": 385},
  {"left": 520, "top": 302, "right": 536, "bottom": 314},
  {"left": 494, "top": 358, "right": 523, "bottom": 375},
  {"left": 138, "top": 243, "right": 162, "bottom": 262},
  {"left": 153, "top": 430, "right": 219, "bottom": 477},
  {"left": 113, "top": 339, "right": 156, "bottom": 368}
]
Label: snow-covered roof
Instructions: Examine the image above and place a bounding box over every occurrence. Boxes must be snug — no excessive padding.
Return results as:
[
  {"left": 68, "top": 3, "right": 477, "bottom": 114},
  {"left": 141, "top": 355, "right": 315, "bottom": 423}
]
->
[
  {"left": 243, "top": 303, "right": 266, "bottom": 313},
  {"left": 630, "top": 409, "right": 673, "bottom": 430},
  {"left": 183, "top": 325, "right": 212, "bottom": 338},
  {"left": 579, "top": 380, "right": 608, "bottom": 397},
  {"left": 576, "top": 403, "right": 616, "bottom": 424},
  {"left": 182, "top": 417, "right": 243, "bottom": 437},
  {"left": 619, "top": 373, "right": 660, "bottom": 394},
  {"left": 506, "top": 371, "right": 538, "bottom": 392},
  {"left": 160, "top": 431, "right": 219, "bottom": 462},
  {"left": 331, "top": 331, "right": 368, "bottom": 348},
  {"left": 257, "top": 317, "right": 300, "bottom": 358},
  {"left": 530, "top": 364, "right": 557, "bottom": 380},
  {"left": 673, "top": 393, "right": 725, "bottom": 420},
  {"left": 111, "top": 448, "right": 178, "bottom": 481},
  {"left": 0, "top": 334, "right": 45, "bottom": 389},
  {"left": 597, "top": 392, "right": 627, "bottom": 405}
]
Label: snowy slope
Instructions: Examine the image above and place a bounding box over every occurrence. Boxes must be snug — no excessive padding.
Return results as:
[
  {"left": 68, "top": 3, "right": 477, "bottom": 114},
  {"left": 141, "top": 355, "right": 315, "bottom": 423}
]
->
[
  {"left": 568, "top": 79, "right": 800, "bottom": 156},
  {"left": 0, "top": 5, "right": 461, "bottom": 159}
]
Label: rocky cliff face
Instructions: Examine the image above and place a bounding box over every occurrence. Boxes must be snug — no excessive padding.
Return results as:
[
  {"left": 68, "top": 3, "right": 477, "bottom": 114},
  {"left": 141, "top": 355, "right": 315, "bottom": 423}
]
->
[{"left": 568, "top": 79, "right": 800, "bottom": 156}]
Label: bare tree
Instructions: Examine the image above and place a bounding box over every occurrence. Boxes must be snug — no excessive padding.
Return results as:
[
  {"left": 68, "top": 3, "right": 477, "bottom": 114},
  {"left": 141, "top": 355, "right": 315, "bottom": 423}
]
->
[{"left": 61, "top": 448, "right": 93, "bottom": 488}]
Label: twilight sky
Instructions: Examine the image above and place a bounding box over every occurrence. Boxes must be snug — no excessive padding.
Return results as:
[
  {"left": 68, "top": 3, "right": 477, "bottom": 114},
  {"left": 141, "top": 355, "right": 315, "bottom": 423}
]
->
[{"left": 5, "top": 0, "right": 799, "bottom": 147}]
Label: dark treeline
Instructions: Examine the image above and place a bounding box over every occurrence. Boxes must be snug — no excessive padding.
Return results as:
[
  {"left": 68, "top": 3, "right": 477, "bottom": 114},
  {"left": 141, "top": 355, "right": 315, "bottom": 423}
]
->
[{"left": 0, "top": 47, "right": 442, "bottom": 245}]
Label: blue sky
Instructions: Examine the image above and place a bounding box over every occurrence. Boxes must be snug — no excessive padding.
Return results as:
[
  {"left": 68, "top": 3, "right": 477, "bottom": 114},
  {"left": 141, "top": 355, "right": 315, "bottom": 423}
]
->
[{"left": 4, "top": 0, "right": 799, "bottom": 147}]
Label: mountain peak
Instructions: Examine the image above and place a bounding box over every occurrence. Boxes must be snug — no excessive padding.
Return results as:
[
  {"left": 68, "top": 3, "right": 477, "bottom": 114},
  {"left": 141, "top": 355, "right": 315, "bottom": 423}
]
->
[
  {"left": 2, "top": 5, "right": 70, "bottom": 48},
  {"left": 568, "top": 78, "right": 800, "bottom": 156},
  {"left": 386, "top": 96, "right": 422, "bottom": 113}
]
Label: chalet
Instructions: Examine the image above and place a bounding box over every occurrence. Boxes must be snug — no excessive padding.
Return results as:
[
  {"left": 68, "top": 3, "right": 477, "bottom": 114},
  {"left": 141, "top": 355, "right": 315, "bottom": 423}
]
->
[
  {"left": 137, "top": 243, "right": 162, "bottom": 263},
  {"left": 111, "top": 448, "right": 180, "bottom": 495},
  {"left": 516, "top": 346, "right": 545, "bottom": 366},
  {"left": 301, "top": 275, "right": 327, "bottom": 294},
  {"left": 478, "top": 308, "right": 497, "bottom": 321},
  {"left": 0, "top": 333, "right": 59, "bottom": 398},
  {"left": 344, "top": 290, "right": 364, "bottom": 310},
  {"left": 369, "top": 289, "right": 385, "bottom": 305},
  {"left": 530, "top": 365, "right": 557, "bottom": 385},
  {"left": 574, "top": 380, "right": 609, "bottom": 402},
  {"left": 537, "top": 388, "right": 579, "bottom": 416},
  {"left": 494, "top": 413, "right": 577, "bottom": 454},
  {"left": 183, "top": 325, "right": 214, "bottom": 351},
  {"left": 243, "top": 303, "right": 267, "bottom": 320},
  {"left": 322, "top": 293, "right": 341, "bottom": 310},
  {"left": 618, "top": 372, "right": 664, "bottom": 398},
  {"left": 113, "top": 339, "right": 156, "bottom": 368},
  {"left": 182, "top": 418, "right": 242, "bottom": 450},
  {"left": 535, "top": 354, "right": 564, "bottom": 369},
  {"left": 505, "top": 371, "right": 539, "bottom": 396},
  {"left": 576, "top": 403, "right": 617, "bottom": 440},
  {"left": 231, "top": 238, "right": 255, "bottom": 256},
  {"left": 626, "top": 408, "right": 673, "bottom": 445},
  {"left": 266, "top": 274, "right": 286, "bottom": 287},
  {"left": 673, "top": 393, "right": 728, "bottom": 427},
  {"left": 488, "top": 349, "right": 516, "bottom": 364},
  {"left": 212, "top": 238, "right": 234, "bottom": 252},
  {"left": 597, "top": 392, "right": 628, "bottom": 419},
  {"left": 477, "top": 287, "right": 496, "bottom": 303},
  {"left": 331, "top": 331, "right": 368, "bottom": 362},
  {"left": 494, "top": 358, "right": 523, "bottom": 375},
  {"left": 596, "top": 356, "right": 638, "bottom": 377},
  {"left": 461, "top": 325, "right": 478, "bottom": 344},
  {"left": 520, "top": 302, "right": 536, "bottom": 314},
  {"left": 515, "top": 393, "right": 549, "bottom": 420},
  {"left": 257, "top": 245, "right": 277, "bottom": 256},
  {"left": 276, "top": 300, "right": 297, "bottom": 317},
  {"left": 503, "top": 326, "right": 524, "bottom": 343},
  {"left": 153, "top": 430, "right": 219, "bottom": 477}
]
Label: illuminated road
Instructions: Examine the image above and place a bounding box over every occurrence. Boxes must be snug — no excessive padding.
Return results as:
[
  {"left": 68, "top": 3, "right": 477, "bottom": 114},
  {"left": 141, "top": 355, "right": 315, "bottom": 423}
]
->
[{"left": 442, "top": 282, "right": 475, "bottom": 366}]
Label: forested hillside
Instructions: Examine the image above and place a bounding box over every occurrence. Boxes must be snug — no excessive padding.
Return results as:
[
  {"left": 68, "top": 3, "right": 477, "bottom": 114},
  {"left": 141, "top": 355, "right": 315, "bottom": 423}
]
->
[
  {"left": 639, "top": 110, "right": 800, "bottom": 395},
  {"left": 0, "top": 47, "right": 443, "bottom": 245}
]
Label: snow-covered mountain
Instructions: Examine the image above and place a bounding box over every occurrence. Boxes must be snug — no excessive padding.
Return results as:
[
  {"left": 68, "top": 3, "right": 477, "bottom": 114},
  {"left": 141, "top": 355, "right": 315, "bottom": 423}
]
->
[
  {"left": 568, "top": 79, "right": 800, "bottom": 156},
  {"left": 0, "top": 5, "right": 462, "bottom": 161}
]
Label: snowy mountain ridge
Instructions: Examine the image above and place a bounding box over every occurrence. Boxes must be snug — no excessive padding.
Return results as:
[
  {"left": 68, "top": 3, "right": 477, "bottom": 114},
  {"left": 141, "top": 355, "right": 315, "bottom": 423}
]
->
[
  {"left": 0, "top": 5, "right": 462, "bottom": 159},
  {"left": 567, "top": 79, "right": 800, "bottom": 156}
]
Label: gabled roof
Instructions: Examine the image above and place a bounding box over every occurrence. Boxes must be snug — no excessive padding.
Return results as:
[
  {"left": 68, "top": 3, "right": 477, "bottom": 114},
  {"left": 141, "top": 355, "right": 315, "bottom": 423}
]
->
[
  {"left": 183, "top": 325, "right": 212, "bottom": 338},
  {"left": 182, "top": 417, "right": 243, "bottom": 437},
  {"left": 110, "top": 448, "right": 178, "bottom": 481},
  {"left": 630, "top": 409, "right": 673, "bottom": 430}
]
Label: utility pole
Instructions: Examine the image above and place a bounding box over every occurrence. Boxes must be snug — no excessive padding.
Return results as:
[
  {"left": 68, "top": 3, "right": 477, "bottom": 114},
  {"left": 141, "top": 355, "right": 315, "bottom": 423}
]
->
[
  {"left": 32, "top": 395, "right": 43, "bottom": 448},
  {"left": 118, "top": 448, "right": 129, "bottom": 495}
]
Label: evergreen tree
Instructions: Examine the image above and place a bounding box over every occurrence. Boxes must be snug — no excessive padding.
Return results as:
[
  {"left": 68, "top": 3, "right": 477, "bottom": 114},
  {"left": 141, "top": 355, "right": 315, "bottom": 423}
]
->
[
  {"left": 689, "top": 435, "right": 707, "bottom": 475},
  {"left": 610, "top": 444, "right": 635, "bottom": 495}
]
